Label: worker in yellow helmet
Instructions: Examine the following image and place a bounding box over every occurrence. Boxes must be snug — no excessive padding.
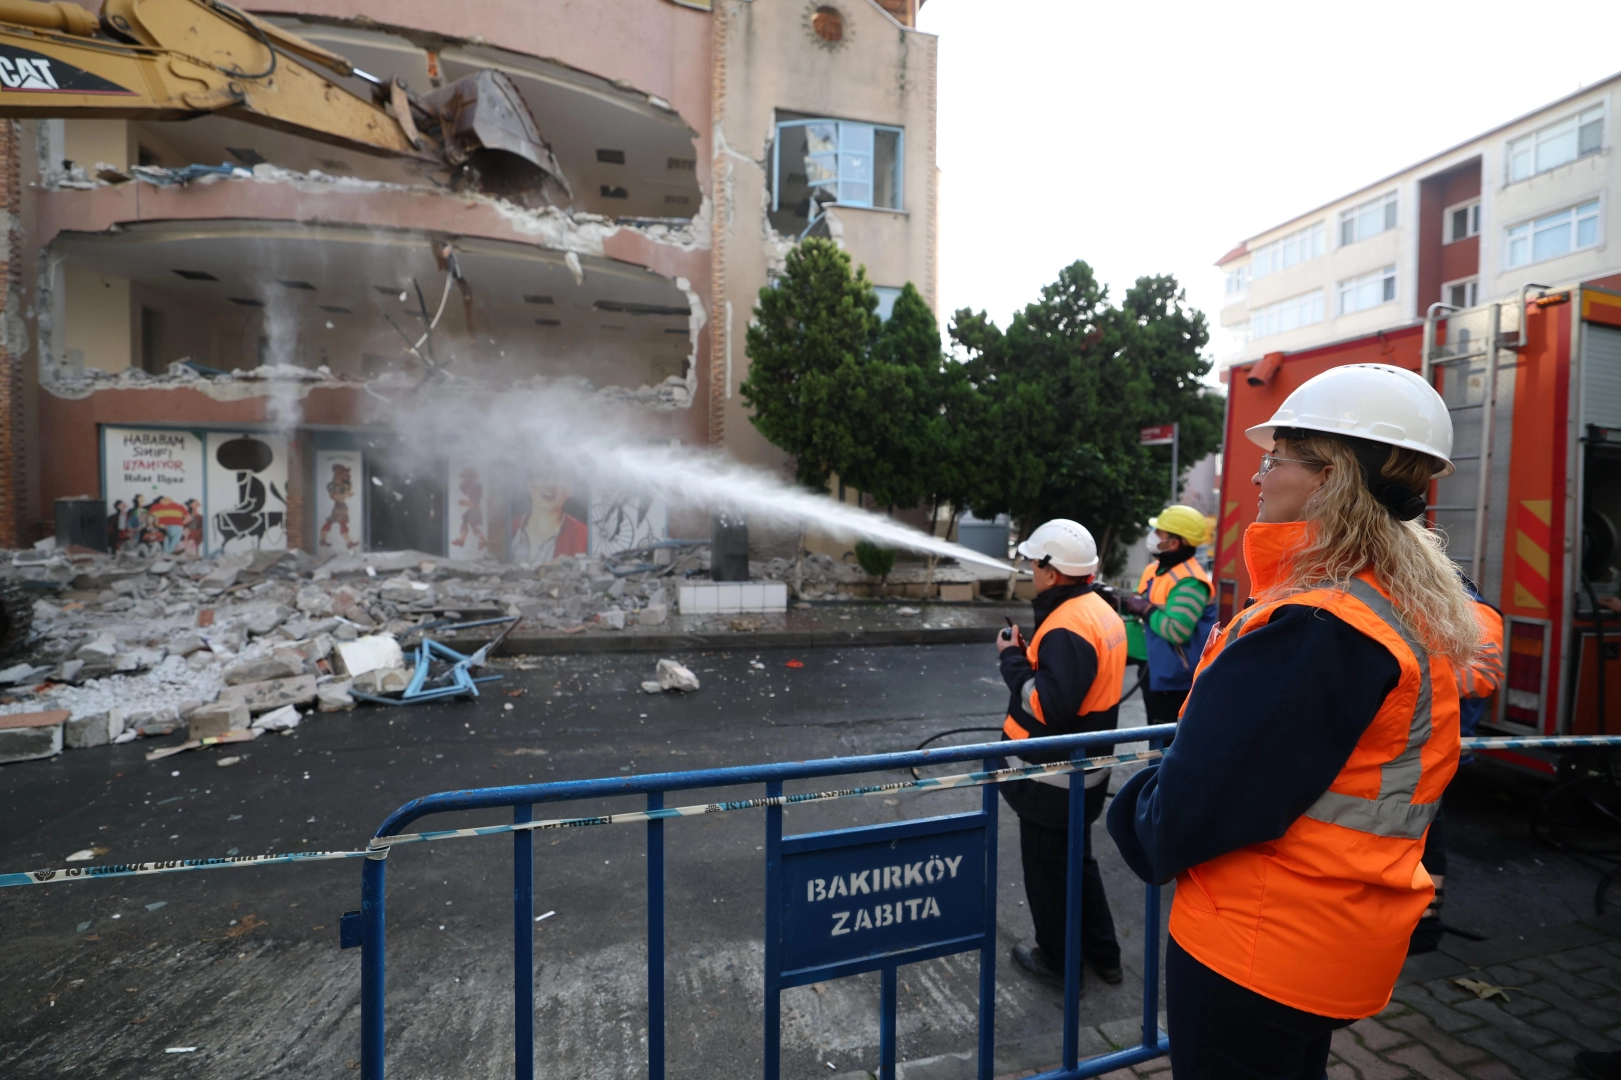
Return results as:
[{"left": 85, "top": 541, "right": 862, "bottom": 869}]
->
[{"left": 1119, "top": 505, "right": 1217, "bottom": 728}]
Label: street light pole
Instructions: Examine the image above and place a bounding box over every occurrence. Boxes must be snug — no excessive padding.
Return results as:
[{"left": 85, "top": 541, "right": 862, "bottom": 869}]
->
[{"left": 1170, "top": 422, "right": 1179, "bottom": 504}]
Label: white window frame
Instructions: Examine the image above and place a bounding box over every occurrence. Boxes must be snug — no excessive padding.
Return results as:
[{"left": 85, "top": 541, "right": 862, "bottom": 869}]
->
[
  {"left": 1503, "top": 197, "right": 1604, "bottom": 270},
  {"left": 772, "top": 117, "right": 905, "bottom": 214},
  {"left": 1249, "top": 289, "right": 1324, "bottom": 340},
  {"left": 1339, "top": 191, "right": 1398, "bottom": 247},
  {"left": 1441, "top": 277, "right": 1480, "bottom": 310},
  {"left": 1249, "top": 222, "right": 1325, "bottom": 280},
  {"left": 1338, "top": 266, "right": 1397, "bottom": 316},
  {"left": 1444, "top": 199, "right": 1481, "bottom": 245},
  {"left": 1223, "top": 264, "right": 1249, "bottom": 297},
  {"left": 1506, "top": 104, "right": 1605, "bottom": 184}
]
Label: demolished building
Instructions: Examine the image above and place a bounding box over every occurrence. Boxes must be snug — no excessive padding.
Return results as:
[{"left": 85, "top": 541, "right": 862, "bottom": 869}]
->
[{"left": 0, "top": 0, "right": 939, "bottom": 562}]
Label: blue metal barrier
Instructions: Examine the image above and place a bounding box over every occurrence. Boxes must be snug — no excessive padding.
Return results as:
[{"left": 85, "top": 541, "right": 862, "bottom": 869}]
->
[{"left": 353, "top": 723, "right": 1178, "bottom": 1080}]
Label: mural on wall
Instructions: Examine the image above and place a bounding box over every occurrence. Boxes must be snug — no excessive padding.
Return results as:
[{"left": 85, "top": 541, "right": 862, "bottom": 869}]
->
[
  {"left": 206, "top": 433, "right": 289, "bottom": 555},
  {"left": 100, "top": 427, "right": 206, "bottom": 556},
  {"left": 447, "top": 459, "right": 490, "bottom": 561},
  {"left": 509, "top": 464, "right": 588, "bottom": 565},
  {"left": 315, "top": 449, "right": 365, "bottom": 554},
  {"left": 590, "top": 490, "right": 668, "bottom": 557}
]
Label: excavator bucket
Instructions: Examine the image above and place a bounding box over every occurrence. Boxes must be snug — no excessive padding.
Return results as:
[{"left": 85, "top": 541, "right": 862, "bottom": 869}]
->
[{"left": 419, "top": 69, "right": 569, "bottom": 203}]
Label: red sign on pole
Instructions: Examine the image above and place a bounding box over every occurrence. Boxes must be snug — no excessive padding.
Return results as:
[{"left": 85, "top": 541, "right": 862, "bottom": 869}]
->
[{"left": 1139, "top": 424, "right": 1176, "bottom": 446}]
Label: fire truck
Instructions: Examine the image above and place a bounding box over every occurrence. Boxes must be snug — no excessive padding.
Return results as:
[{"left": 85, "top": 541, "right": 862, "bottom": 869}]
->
[{"left": 1215, "top": 279, "right": 1621, "bottom": 775}]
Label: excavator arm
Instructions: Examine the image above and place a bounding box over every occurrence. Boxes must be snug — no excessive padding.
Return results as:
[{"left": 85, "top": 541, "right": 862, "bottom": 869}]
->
[{"left": 0, "top": 0, "right": 566, "bottom": 193}]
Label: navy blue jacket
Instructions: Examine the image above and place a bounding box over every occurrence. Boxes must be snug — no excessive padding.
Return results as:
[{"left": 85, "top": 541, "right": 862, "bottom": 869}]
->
[{"left": 1105, "top": 603, "right": 1401, "bottom": 885}]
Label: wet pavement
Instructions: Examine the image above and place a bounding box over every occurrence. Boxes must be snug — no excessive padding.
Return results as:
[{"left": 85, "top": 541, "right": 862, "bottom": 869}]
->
[{"left": 0, "top": 642, "right": 1609, "bottom": 1079}]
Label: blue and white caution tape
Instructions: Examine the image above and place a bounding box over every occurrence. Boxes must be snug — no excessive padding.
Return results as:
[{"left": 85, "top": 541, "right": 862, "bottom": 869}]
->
[
  {"left": 0, "top": 849, "right": 374, "bottom": 888},
  {"left": 5, "top": 735, "right": 1619, "bottom": 888},
  {"left": 363, "top": 748, "right": 1169, "bottom": 854}
]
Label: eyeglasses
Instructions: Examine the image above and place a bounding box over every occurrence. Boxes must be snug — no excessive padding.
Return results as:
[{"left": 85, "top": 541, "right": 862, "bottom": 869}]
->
[{"left": 1257, "top": 452, "right": 1325, "bottom": 476}]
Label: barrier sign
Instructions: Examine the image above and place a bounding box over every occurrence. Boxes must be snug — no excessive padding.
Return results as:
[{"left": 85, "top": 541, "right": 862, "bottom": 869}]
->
[{"left": 777, "top": 812, "right": 987, "bottom": 984}]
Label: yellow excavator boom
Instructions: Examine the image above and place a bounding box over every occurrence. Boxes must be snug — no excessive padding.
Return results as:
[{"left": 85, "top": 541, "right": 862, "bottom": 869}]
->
[{"left": 0, "top": 0, "right": 566, "bottom": 193}]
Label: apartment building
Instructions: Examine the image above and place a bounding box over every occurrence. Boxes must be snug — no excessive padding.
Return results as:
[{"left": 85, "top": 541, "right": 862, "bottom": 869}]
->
[
  {"left": 0, "top": 0, "right": 937, "bottom": 557},
  {"left": 1216, "top": 75, "right": 1621, "bottom": 367}
]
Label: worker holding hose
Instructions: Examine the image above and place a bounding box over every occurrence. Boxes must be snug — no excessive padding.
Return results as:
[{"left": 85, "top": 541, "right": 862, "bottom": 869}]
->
[
  {"left": 1119, "top": 505, "right": 1218, "bottom": 727},
  {"left": 1107, "top": 364, "right": 1474, "bottom": 1078},
  {"left": 995, "top": 519, "right": 1128, "bottom": 990}
]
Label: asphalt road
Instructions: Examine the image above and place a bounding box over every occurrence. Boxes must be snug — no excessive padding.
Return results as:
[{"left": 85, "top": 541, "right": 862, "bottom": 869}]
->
[{"left": 0, "top": 642, "right": 1604, "bottom": 1079}]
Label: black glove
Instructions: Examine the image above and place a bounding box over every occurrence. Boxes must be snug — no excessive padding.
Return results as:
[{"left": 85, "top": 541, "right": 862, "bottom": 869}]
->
[{"left": 1121, "top": 593, "right": 1152, "bottom": 617}]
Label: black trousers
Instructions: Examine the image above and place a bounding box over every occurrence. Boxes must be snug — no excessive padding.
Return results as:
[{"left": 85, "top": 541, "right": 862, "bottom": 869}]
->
[
  {"left": 1167, "top": 936, "right": 1352, "bottom": 1080},
  {"left": 1144, "top": 687, "right": 1189, "bottom": 726},
  {"left": 1001, "top": 778, "right": 1119, "bottom": 972}
]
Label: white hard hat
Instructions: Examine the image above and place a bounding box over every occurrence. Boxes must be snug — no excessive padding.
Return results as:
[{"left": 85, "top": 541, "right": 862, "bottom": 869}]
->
[
  {"left": 1244, "top": 363, "right": 1455, "bottom": 477},
  {"left": 1016, "top": 519, "right": 1100, "bottom": 577}
]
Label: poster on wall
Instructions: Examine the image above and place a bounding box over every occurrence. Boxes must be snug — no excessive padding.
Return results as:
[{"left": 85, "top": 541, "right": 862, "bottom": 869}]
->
[
  {"left": 314, "top": 448, "right": 365, "bottom": 555},
  {"left": 446, "top": 458, "right": 492, "bottom": 561},
  {"left": 205, "top": 432, "right": 289, "bottom": 556},
  {"left": 508, "top": 463, "right": 589, "bottom": 565},
  {"left": 100, "top": 426, "right": 206, "bottom": 556},
  {"left": 590, "top": 490, "right": 668, "bottom": 557}
]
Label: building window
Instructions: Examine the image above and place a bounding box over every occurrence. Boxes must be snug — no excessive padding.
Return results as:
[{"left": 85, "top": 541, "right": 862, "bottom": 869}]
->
[
  {"left": 1250, "top": 223, "right": 1324, "bottom": 280},
  {"left": 1444, "top": 278, "right": 1480, "bottom": 309},
  {"left": 1339, "top": 266, "right": 1397, "bottom": 315},
  {"left": 1504, "top": 199, "right": 1601, "bottom": 268},
  {"left": 1339, "top": 191, "right": 1398, "bottom": 246},
  {"left": 1508, "top": 105, "right": 1603, "bottom": 182},
  {"left": 874, "top": 285, "right": 902, "bottom": 322},
  {"left": 1223, "top": 265, "right": 1248, "bottom": 296},
  {"left": 1445, "top": 200, "right": 1480, "bottom": 244},
  {"left": 772, "top": 117, "right": 903, "bottom": 234},
  {"left": 1250, "top": 289, "right": 1324, "bottom": 340}
]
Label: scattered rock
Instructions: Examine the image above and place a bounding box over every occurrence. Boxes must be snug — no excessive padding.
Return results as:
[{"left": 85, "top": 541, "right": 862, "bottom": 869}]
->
[
  {"left": 65, "top": 708, "right": 124, "bottom": 749},
  {"left": 595, "top": 609, "right": 626, "bottom": 631},
  {"left": 635, "top": 603, "right": 668, "bottom": 627},
  {"left": 642, "top": 658, "right": 700, "bottom": 694},
  {"left": 188, "top": 702, "right": 250, "bottom": 740},
  {"left": 251, "top": 704, "right": 301, "bottom": 732},
  {"left": 335, "top": 635, "right": 404, "bottom": 678},
  {"left": 317, "top": 680, "right": 355, "bottom": 712},
  {"left": 295, "top": 586, "right": 334, "bottom": 616},
  {"left": 351, "top": 668, "right": 410, "bottom": 695},
  {"left": 54, "top": 659, "right": 85, "bottom": 683},
  {"left": 219, "top": 674, "right": 317, "bottom": 713},
  {"left": 246, "top": 609, "right": 286, "bottom": 636},
  {"left": 222, "top": 654, "right": 302, "bottom": 686},
  {"left": 75, "top": 632, "right": 118, "bottom": 661},
  {"left": 201, "top": 566, "right": 239, "bottom": 590},
  {"left": 0, "top": 710, "right": 69, "bottom": 762},
  {"left": 168, "top": 634, "right": 207, "bottom": 657},
  {"left": 129, "top": 707, "right": 182, "bottom": 738}
]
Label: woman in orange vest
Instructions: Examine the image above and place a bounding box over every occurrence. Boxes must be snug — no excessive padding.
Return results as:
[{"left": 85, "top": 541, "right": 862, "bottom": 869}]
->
[{"left": 1107, "top": 364, "right": 1477, "bottom": 1078}]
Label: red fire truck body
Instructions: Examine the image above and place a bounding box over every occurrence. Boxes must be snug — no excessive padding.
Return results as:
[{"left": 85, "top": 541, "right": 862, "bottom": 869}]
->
[{"left": 1215, "top": 281, "right": 1621, "bottom": 774}]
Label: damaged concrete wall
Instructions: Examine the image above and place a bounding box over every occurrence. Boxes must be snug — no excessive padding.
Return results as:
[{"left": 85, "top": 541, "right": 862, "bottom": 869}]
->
[{"left": 708, "top": 0, "right": 939, "bottom": 550}]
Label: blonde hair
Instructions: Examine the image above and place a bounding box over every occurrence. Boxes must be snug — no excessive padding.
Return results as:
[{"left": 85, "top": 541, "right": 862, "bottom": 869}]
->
[{"left": 1264, "top": 435, "right": 1480, "bottom": 667}]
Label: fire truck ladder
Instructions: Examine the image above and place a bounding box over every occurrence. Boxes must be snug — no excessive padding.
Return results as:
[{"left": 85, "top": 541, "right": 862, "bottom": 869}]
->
[{"left": 1421, "top": 300, "right": 1509, "bottom": 586}]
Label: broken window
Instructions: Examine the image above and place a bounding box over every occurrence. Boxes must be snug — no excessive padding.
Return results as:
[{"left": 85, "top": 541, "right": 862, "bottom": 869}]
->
[{"left": 771, "top": 116, "right": 903, "bottom": 236}]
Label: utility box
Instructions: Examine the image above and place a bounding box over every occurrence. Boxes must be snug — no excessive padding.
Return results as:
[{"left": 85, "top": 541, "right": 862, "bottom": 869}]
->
[
  {"left": 710, "top": 511, "right": 750, "bottom": 582},
  {"left": 55, "top": 497, "right": 107, "bottom": 552},
  {"left": 955, "top": 514, "right": 1011, "bottom": 561}
]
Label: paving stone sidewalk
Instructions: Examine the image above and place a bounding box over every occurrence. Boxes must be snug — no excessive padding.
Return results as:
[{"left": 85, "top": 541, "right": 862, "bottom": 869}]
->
[{"left": 1051, "top": 915, "right": 1621, "bottom": 1080}]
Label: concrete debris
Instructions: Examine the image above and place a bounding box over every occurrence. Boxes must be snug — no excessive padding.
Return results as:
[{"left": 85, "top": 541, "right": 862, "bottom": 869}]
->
[
  {"left": 641, "top": 658, "right": 700, "bottom": 695},
  {"left": 351, "top": 667, "right": 411, "bottom": 696},
  {"left": 0, "top": 709, "right": 68, "bottom": 762},
  {"left": 65, "top": 708, "right": 124, "bottom": 749},
  {"left": 335, "top": 635, "right": 405, "bottom": 678},
  {"left": 222, "top": 653, "right": 302, "bottom": 686},
  {"left": 0, "top": 662, "right": 50, "bottom": 685},
  {"left": 317, "top": 680, "right": 356, "bottom": 713},
  {"left": 252, "top": 705, "right": 302, "bottom": 732},
  {"left": 220, "top": 675, "right": 317, "bottom": 714},
  {"left": 188, "top": 701, "right": 250, "bottom": 740}
]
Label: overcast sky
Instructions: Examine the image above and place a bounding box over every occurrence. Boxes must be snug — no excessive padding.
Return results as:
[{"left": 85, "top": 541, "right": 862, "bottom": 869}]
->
[{"left": 915, "top": 1, "right": 1621, "bottom": 359}]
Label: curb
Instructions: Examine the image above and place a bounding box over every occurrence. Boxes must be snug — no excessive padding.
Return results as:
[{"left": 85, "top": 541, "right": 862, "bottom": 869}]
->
[{"left": 487, "top": 625, "right": 999, "bottom": 656}]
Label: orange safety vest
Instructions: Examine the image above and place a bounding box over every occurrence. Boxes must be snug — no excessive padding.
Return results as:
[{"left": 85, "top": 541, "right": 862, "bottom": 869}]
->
[
  {"left": 1003, "top": 590, "right": 1128, "bottom": 740},
  {"left": 1459, "top": 600, "right": 1505, "bottom": 700},
  {"left": 1170, "top": 524, "right": 1460, "bottom": 1019},
  {"left": 1134, "top": 555, "right": 1214, "bottom": 604}
]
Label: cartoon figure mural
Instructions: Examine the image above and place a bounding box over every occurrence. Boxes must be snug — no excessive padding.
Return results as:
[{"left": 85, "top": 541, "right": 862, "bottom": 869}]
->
[
  {"left": 107, "top": 499, "right": 127, "bottom": 552},
  {"left": 510, "top": 466, "right": 588, "bottom": 564},
  {"left": 451, "top": 466, "right": 488, "bottom": 553},
  {"left": 181, "top": 499, "right": 204, "bottom": 556},
  {"left": 147, "top": 495, "right": 188, "bottom": 553},
  {"left": 320, "top": 462, "right": 360, "bottom": 550},
  {"left": 209, "top": 435, "right": 287, "bottom": 553}
]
